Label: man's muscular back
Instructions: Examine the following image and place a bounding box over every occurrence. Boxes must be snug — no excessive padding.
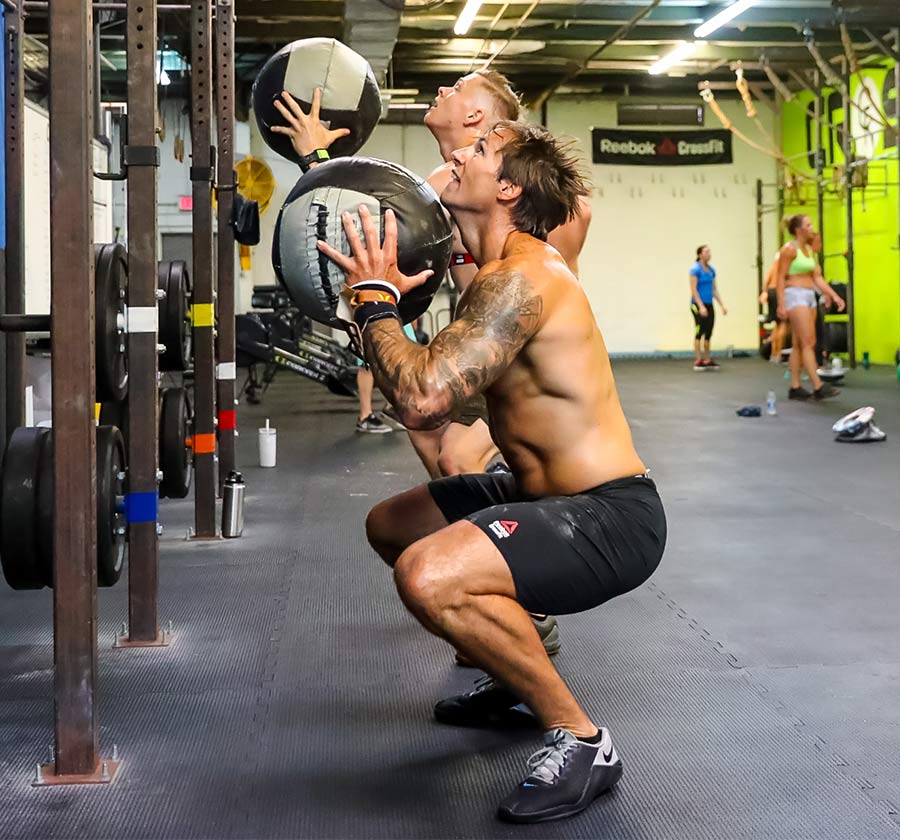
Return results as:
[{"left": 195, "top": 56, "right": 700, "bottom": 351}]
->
[{"left": 457, "top": 234, "right": 644, "bottom": 497}]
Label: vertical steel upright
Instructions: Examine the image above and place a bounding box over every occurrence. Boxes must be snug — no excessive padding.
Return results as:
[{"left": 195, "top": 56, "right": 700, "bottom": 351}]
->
[
  {"left": 3, "top": 0, "right": 24, "bottom": 444},
  {"left": 124, "top": 0, "right": 162, "bottom": 643},
  {"left": 49, "top": 0, "right": 99, "bottom": 778},
  {"left": 895, "top": 32, "right": 900, "bottom": 330},
  {"left": 214, "top": 0, "right": 236, "bottom": 489},
  {"left": 841, "top": 60, "right": 856, "bottom": 367},
  {"left": 755, "top": 178, "right": 763, "bottom": 298},
  {"left": 190, "top": 0, "right": 217, "bottom": 536},
  {"left": 814, "top": 71, "right": 825, "bottom": 265}
]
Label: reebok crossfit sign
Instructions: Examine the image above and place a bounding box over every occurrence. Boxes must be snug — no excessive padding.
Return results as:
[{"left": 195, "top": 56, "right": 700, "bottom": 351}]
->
[{"left": 592, "top": 128, "right": 733, "bottom": 166}]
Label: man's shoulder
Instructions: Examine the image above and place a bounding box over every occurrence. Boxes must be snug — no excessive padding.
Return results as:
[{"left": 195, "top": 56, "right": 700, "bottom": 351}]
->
[
  {"left": 475, "top": 247, "right": 567, "bottom": 293},
  {"left": 427, "top": 162, "right": 454, "bottom": 192}
]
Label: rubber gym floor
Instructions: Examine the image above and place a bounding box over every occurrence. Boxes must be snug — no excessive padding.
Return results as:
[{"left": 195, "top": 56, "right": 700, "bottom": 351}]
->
[{"left": 0, "top": 358, "right": 898, "bottom": 839}]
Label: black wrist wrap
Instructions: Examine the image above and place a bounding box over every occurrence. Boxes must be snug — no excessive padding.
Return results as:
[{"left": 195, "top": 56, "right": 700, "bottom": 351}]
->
[{"left": 353, "top": 300, "right": 401, "bottom": 333}]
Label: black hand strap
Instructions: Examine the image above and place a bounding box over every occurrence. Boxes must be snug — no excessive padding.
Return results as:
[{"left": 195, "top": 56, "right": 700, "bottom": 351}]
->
[{"left": 298, "top": 148, "right": 331, "bottom": 173}]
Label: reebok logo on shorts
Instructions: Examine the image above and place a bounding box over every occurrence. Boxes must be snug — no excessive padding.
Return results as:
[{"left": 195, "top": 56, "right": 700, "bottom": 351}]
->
[{"left": 488, "top": 520, "right": 518, "bottom": 539}]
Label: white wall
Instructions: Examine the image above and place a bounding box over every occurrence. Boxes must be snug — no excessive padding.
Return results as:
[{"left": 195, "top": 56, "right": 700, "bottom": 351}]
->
[
  {"left": 547, "top": 96, "right": 778, "bottom": 354},
  {"left": 24, "top": 100, "right": 113, "bottom": 314},
  {"left": 108, "top": 98, "right": 247, "bottom": 311},
  {"left": 245, "top": 97, "right": 776, "bottom": 352}
]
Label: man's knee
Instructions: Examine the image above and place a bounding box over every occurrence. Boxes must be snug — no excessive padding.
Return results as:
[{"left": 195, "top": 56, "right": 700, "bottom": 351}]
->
[
  {"left": 437, "top": 448, "right": 464, "bottom": 477},
  {"left": 366, "top": 501, "right": 403, "bottom": 566},
  {"left": 394, "top": 545, "right": 461, "bottom": 623}
]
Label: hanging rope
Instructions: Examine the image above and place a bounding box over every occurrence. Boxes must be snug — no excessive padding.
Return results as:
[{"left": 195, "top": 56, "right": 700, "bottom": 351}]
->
[
  {"left": 735, "top": 65, "right": 757, "bottom": 118},
  {"left": 735, "top": 64, "right": 780, "bottom": 149},
  {"left": 760, "top": 59, "right": 794, "bottom": 102},
  {"left": 700, "top": 84, "right": 798, "bottom": 175},
  {"left": 839, "top": 22, "right": 892, "bottom": 132}
]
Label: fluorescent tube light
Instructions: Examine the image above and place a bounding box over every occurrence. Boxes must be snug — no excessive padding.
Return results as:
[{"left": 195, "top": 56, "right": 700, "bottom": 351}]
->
[
  {"left": 648, "top": 42, "right": 696, "bottom": 75},
  {"left": 694, "top": 0, "right": 758, "bottom": 39},
  {"left": 454, "top": 0, "right": 484, "bottom": 36}
]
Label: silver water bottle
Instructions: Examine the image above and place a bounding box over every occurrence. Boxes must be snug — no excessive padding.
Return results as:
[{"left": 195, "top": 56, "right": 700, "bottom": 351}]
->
[{"left": 222, "top": 470, "right": 245, "bottom": 538}]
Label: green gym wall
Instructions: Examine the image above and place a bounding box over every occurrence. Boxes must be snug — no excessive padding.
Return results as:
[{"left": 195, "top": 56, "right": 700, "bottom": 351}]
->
[{"left": 781, "top": 61, "right": 899, "bottom": 364}]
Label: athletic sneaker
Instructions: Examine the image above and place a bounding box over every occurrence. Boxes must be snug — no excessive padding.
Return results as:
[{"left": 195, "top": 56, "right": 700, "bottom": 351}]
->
[
  {"left": 379, "top": 404, "right": 404, "bottom": 425},
  {"left": 356, "top": 413, "right": 393, "bottom": 434},
  {"left": 455, "top": 613, "right": 561, "bottom": 667},
  {"left": 692, "top": 359, "right": 705, "bottom": 371},
  {"left": 788, "top": 386, "right": 811, "bottom": 401},
  {"left": 434, "top": 675, "right": 524, "bottom": 727},
  {"left": 497, "top": 727, "right": 623, "bottom": 824},
  {"left": 813, "top": 384, "right": 840, "bottom": 400},
  {"left": 705, "top": 358, "right": 720, "bottom": 370}
]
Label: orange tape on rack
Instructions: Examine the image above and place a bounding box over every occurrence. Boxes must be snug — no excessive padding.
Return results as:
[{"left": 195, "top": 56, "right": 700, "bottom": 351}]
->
[
  {"left": 218, "top": 410, "right": 237, "bottom": 431},
  {"left": 192, "top": 433, "right": 216, "bottom": 454}
]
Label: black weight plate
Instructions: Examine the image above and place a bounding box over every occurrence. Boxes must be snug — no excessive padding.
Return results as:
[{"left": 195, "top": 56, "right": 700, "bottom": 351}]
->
[
  {"left": 0, "top": 427, "right": 50, "bottom": 589},
  {"left": 159, "top": 387, "right": 192, "bottom": 498},
  {"left": 326, "top": 368, "right": 359, "bottom": 398},
  {"left": 158, "top": 260, "right": 193, "bottom": 371},
  {"left": 825, "top": 321, "right": 849, "bottom": 354},
  {"left": 99, "top": 399, "right": 129, "bottom": 452},
  {"left": 95, "top": 243, "right": 129, "bottom": 403},
  {"left": 36, "top": 432, "right": 54, "bottom": 587},
  {"left": 157, "top": 260, "right": 171, "bottom": 361},
  {"left": 96, "top": 425, "right": 127, "bottom": 587},
  {"left": 35, "top": 427, "right": 127, "bottom": 588}
]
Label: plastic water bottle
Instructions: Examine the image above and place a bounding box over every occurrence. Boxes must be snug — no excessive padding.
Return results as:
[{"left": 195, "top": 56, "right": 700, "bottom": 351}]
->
[{"left": 766, "top": 390, "right": 777, "bottom": 416}]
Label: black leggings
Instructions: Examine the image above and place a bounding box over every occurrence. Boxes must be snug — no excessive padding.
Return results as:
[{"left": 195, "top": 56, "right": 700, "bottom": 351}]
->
[{"left": 691, "top": 302, "right": 715, "bottom": 341}]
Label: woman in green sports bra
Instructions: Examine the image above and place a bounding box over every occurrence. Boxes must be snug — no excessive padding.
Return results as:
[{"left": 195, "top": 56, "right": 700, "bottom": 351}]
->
[{"left": 776, "top": 214, "right": 845, "bottom": 401}]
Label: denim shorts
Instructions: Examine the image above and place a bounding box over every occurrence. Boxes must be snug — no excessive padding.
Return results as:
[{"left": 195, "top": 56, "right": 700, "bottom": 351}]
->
[{"left": 785, "top": 286, "right": 817, "bottom": 311}]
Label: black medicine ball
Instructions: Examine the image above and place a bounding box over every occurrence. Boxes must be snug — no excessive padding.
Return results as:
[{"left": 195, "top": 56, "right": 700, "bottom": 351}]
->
[
  {"left": 273, "top": 157, "right": 453, "bottom": 327},
  {"left": 252, "top": 38, "right": 382, "bottom": 164}
]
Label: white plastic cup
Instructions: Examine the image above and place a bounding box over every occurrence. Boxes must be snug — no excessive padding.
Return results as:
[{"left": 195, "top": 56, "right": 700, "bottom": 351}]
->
[
  {"left": 258, "top": 420, "right": 277, "bottom": 468},
  {"left": 832, "top": 356, "right": 843, "bottom": 371}
]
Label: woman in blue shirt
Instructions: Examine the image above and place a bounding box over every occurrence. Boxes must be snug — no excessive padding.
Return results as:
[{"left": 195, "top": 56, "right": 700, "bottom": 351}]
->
[{"left": 689, "top": 245, "right": 728, "bottom": 370}]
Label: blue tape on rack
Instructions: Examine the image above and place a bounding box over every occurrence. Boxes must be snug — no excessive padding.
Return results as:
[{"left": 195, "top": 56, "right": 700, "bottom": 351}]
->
[{"left": 125, "top": 492, "right": 158, "bottom": 524}]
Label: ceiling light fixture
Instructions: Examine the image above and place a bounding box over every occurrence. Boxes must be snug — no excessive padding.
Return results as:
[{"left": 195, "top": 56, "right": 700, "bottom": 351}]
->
[
  {"left": 454, "top": 0, "right": 484, "bottom": 36},
  {"left": 389, "top": 103, "right": 430, "bottom": 110},
  {"left": 694, "top": 0, "right": 758, "bottom": 39},
  {"left": 648, "top": 41, "right": 696, "bottom": 75}
]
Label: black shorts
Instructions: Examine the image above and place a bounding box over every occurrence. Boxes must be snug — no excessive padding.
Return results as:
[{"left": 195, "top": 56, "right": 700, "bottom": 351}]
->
[
  {"left": 766, "top": 288, "right": 778, "bottom": 323},
  {"left": 428, "top": 471, "right": 666, "bottom": 615},
  {"left": 691, "top": 302, "right": 715, "bottom": 340}
]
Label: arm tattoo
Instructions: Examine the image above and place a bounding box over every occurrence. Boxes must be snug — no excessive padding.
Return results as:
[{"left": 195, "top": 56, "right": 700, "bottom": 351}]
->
[{"left": 363, "top": 270, "right": 543, "bottom": 429}]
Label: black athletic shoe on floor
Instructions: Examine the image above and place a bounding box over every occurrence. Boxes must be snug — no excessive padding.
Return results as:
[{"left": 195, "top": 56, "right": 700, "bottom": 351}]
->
[
  {"left": 356, "top": 413, "right": 393, "bottom": 434},
  {"left": 813, "top": 384, "right": 841, "bottom": 400},
  {"left": 434, "top": 675, "right": 524, "bottom": 727},
  {"left": 706, "top": 358, "right": 720, "bottom": 369},
  {"left": 788, "top": 386, "right": 812, "bottom": 400},
  {"left": 455, "top": 613, "right": 561, "bottom": 667},
  {"left": 497, "top": 727, "right": 623, "bottom": 824}
]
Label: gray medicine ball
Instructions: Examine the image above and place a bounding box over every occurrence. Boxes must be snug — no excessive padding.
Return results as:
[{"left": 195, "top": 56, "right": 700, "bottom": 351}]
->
[
  {"left": 252, "top": 38, "right": 382, "bottom": 163},
  {"left": 273, "top": 157, "right": 453, "bottom": 327}
]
